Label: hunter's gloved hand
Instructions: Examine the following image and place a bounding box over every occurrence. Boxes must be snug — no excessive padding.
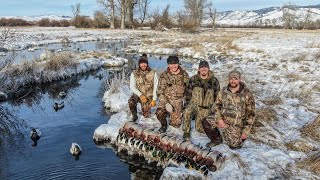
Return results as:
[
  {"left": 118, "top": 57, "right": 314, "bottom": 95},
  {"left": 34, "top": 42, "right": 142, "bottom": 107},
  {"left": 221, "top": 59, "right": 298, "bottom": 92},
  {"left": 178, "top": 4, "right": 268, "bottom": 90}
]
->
[
  {"left": 183, "top": 132, "right": 190, "bottom": 140},
  {"left": 139, "top": 95, "right": 148, "bottom": 103},
  {"left": 165, "top": 103, "right": 173, "bottom": 113},
  {"left": 150, "top": 100, "right": 156, "bottom": 107}
]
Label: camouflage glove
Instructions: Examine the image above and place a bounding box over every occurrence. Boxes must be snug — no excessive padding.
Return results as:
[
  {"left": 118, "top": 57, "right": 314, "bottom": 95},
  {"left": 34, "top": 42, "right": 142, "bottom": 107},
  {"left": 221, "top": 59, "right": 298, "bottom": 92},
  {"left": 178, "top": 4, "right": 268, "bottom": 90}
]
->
[
  {"left": 139, "top": 95, "right": 148, "bottom": 103},
  {"left": 150, "top": 100, "right": 156, "bottom": 107},
  {"left": 165, "top": 103, "right": 173, "bottom": 113},
  {"left": 183, "top": 132, "right": 190, "bottom": 140}
]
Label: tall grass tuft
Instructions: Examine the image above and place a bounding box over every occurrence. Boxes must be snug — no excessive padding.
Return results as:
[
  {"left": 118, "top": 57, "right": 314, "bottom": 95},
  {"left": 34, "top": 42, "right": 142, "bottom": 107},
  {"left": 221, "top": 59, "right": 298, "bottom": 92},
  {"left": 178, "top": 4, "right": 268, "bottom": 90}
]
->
[
  {"left": 297, "top": 152, "right": 320, "bottom": 176},
  {"left": 301, "top": 115, "right": 320, "bottom": 142},
  {"left": 104, "top": 70, "right": 129, "bottom": 94},
  {"left": 44, "top": 52, "right": 77, "bottom": 71}
]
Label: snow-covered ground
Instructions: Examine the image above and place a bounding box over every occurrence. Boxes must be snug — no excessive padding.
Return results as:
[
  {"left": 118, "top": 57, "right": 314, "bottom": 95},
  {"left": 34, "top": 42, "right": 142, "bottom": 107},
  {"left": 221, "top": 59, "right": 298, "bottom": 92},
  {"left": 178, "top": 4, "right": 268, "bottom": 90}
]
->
[
  {"left": 1, "top": 27, "right": 319, "bottom": 179},
  {"left": 94, "top": 28, "right": 319, "bottom": 179}
]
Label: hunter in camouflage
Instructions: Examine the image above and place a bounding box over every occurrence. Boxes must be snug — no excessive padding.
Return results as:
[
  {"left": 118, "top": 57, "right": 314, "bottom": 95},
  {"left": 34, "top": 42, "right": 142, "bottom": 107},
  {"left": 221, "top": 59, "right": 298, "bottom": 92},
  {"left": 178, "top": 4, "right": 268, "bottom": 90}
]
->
[
  {"left": 128, "top": 55, "right": 158, "bottom": 122},
  {"left": 183, "top": 60, "right": 220, "bottom": 139},
  {"left": 202, "top": 69, "right": 255, "bottom": 149},
  {"left": 156, "top": 55, "right": 189, "bottom": 133}
]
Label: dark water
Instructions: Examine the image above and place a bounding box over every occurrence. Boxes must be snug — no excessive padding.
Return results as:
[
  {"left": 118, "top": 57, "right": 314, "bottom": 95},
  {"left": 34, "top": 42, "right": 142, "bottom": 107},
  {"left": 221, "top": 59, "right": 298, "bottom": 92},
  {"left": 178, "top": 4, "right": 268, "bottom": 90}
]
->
[
  {"left": 0, "top": 69, "right": 134, "bottom": 180},
  {"left": 0, "top": 50, "right": 193, "bottom": 180}
]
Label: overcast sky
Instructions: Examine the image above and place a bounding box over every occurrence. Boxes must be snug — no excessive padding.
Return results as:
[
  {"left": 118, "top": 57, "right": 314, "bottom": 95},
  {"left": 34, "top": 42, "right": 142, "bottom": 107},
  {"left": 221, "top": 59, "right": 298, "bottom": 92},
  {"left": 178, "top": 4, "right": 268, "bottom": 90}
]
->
[{"left": 0, "top": 0, "right": 317, "bottom": 16}]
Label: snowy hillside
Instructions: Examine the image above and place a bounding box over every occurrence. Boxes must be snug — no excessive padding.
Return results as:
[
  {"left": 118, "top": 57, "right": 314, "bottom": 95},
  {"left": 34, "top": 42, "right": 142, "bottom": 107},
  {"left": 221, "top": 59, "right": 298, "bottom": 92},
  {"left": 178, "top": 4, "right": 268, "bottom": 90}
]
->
[
  {"left": 211, "top": 4, "right": 320, "bottom": 27},
  {"left": 0, "top": 15, "right": 72, "bottom": 21}
]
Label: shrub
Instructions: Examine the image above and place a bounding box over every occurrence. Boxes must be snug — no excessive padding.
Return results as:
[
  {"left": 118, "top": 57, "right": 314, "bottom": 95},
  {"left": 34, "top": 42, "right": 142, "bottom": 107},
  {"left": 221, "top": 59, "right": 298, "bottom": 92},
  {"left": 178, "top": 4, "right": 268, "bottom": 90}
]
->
[
  {"left": 72, "top": 16, "right": 93, "bottom": 28},
  {"left": 44, "top": 52, "right": 77, "bottom": 71},
  {"left": 38, "top": 18, "right": 50, "bottom": 27}
]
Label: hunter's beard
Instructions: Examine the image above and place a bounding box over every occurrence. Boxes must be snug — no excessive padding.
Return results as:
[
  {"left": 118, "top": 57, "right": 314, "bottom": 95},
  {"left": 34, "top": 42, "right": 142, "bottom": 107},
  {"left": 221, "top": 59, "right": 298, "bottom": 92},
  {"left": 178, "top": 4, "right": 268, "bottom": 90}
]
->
[{"left": 229, "top": 83, "right": 239, "bottom": 88}]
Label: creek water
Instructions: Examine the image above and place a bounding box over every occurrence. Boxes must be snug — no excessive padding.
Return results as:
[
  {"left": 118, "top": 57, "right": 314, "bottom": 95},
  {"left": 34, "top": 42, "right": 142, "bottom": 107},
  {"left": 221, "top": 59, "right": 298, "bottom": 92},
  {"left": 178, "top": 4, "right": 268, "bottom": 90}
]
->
[{"left": 0, "top": 49, "right": 194, "bottom": 180}]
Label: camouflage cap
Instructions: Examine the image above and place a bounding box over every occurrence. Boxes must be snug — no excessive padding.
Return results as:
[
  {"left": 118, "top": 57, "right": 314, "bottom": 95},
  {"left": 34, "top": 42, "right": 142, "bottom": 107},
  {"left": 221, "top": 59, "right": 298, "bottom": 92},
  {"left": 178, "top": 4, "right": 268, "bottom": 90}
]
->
[
  {"left": 167, "top": 55, "right": 179, "bottom": 64},
  {"left": 199, "top": 60, "right": 209, "bottom": 68},
  {"left": 229, "top": 69, "right": 241, "bottom": 79}
]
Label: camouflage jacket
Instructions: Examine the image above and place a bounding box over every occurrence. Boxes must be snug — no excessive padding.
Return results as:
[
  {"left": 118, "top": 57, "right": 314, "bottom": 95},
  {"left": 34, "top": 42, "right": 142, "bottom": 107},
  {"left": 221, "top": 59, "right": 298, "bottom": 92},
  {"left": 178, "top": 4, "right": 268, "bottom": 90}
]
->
[
  {"left": 185, "top": 70, "right": 220, "bottom": 108},
  {"left": 215, "top": 82, "right": 255, "bottom": 135},
  {"left": 157, "top": 67, "right": 189, "bottom": 103},
  {"left": 132, "top": 67, "right": 156, "bottom": 99}
]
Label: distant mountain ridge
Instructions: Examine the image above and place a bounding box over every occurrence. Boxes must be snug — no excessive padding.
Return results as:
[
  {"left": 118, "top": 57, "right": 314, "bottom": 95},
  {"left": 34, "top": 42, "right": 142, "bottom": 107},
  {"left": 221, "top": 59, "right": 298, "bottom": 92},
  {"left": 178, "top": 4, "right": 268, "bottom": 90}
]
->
[
  {"left": 0, "top": 15, "right": 72, "bottom": 21},
  {"left": 213, "top": 4, "right": 320, "bottom": 27}
]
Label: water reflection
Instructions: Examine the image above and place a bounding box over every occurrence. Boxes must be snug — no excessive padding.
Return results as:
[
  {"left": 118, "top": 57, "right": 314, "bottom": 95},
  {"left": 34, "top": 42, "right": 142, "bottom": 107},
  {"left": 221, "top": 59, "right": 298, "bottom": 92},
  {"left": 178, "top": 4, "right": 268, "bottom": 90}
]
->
[{"left": 95, "top": 141, "right": 163, "bottom": 180}]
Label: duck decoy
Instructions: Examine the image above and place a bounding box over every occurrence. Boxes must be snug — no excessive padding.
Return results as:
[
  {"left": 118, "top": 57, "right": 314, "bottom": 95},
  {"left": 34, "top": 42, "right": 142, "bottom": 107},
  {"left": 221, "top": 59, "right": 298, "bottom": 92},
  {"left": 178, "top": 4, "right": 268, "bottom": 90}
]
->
[
  {"left": 58, "top": 91, "right": 67, "bottom": 99},
  {"left": 53, "top": 101, "right": 64, "bottom": 111},
  {"left": 70, "top": 142, "right": 82, "bottom": 161},
  {"left": 30, "top": 128, "right": 41, "bottom": 147}
]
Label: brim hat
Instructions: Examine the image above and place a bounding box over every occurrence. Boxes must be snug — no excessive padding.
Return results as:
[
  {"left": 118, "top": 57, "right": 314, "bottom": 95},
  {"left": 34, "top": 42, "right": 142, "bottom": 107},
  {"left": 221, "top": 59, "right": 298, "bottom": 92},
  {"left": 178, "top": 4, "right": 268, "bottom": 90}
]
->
[
  {"left": 167, "top": 55, "right": 179, "bottom": 64},
  {"left": 199, "top": 60, "right": 209, "bottom": 68},
  {"left": 229, "top": 69, "right": 241, "bottom": 79}
]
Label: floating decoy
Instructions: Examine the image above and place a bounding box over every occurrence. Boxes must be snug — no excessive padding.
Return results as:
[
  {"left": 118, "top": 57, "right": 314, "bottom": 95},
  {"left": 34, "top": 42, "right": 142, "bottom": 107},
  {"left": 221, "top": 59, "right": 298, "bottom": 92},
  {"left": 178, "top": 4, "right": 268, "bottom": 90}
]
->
[
  {"left": 70, "top": 142, "right": 82, "bottom": 161},
  {"left": 30, "top": 127, "right": 41, "bottom": 147},
  {"left": 94, "top": 74, "right": 103, "bottom": 80},
  {"left": 53, "top": 101, "right": 64, "bottom": 111},
  {"left": 58, "top": 91, "right": 67, "bottom": 99}
]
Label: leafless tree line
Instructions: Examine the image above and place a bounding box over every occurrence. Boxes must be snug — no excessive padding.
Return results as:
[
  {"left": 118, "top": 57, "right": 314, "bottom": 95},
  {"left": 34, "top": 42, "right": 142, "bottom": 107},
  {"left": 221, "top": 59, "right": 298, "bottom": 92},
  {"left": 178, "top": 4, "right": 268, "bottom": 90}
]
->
[{"left": 282, "top": 4, "right": 320, "bottom": 30}]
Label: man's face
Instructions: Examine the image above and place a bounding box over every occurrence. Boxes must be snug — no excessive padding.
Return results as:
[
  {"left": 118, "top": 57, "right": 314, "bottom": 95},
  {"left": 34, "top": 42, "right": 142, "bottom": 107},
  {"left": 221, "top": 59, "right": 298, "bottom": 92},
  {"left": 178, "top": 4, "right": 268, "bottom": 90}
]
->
[
  {"left": 199, "top": 66, "right": 209, "bottom": 77},
  {"left": 139, "top": 63, "right": 148, "bottom": 71},
  {"left": 168, "top": 63, "right": 179, "bottom": 73},
  {"left": 229, "top": 77, "right": 240, "bottom": 88}
]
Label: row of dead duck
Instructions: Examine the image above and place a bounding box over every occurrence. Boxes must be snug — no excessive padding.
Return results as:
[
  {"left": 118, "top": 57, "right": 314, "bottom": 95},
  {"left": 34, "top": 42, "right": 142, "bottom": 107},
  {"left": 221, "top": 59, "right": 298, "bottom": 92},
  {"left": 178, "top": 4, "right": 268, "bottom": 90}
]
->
[{"left": 114, "top": 121, "right": 226, "bottom": 176}]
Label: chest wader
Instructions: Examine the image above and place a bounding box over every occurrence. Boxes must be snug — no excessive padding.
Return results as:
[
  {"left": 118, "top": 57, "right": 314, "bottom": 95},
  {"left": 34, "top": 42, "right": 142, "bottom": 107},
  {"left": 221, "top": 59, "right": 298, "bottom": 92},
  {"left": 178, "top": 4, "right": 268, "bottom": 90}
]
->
[
  {"left": 129, "top": 70, "right": 155, "bottom": 120},
  {"left": 156, "top": 71, "right": 186, "bottom": 130},
  {"left": 221, "top": 91, "right": 246, "bottom": 149},
  {"left": 183, "top": 77, "right": 216, "bottom": 133}
]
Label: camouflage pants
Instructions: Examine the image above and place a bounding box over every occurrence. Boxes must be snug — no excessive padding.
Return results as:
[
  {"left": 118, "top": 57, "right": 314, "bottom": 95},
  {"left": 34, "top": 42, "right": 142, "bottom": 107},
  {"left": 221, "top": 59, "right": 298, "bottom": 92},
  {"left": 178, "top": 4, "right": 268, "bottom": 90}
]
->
[
  {"left": 183, "top": 103, "right": 211, "bottom": 133},
  {"left": 128, "top": 94, "right": 152, "bottom": 118},
  {"left": 203, "top": 115, "right": 244, "bottom": 149},
  {"left": 156, "top": 99, "right": 183, "bottom": 128}
]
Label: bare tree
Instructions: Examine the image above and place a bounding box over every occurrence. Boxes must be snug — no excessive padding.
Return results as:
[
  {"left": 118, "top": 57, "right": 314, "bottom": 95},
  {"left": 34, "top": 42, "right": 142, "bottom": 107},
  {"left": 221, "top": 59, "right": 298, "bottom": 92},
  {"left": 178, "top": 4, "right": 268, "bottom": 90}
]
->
[
  {"left": 282, "top": 3, "right": 297, "bottom": 29},
  {"left": 303, "top": 8, "right": 312, "bottom": 29},
  {"left": 97, "top": 0, "right": 116, "bottom": 29},
  {"left": 207, "top": 1, "right": 216, "bottom": 30},
  {"left": 137, "top": 0, "right": 150, "bottom": 26},
  {"left": 71, "top": 3, "right": 81, "bottom": 18},
  {"left": 119, "top": 0, "right": 127, "bottom": 29},
  {"left": 161, "top": 4, "right": 171, "bottom": 28},
  {"left": 184, "top": 0, "right": 208, "bottom": 28},
  {"left": 126, "top": 0, "right": 138, "bottom": 29},
  {"left": 93, "top": 11, "right": 109, "bottom": 28}
]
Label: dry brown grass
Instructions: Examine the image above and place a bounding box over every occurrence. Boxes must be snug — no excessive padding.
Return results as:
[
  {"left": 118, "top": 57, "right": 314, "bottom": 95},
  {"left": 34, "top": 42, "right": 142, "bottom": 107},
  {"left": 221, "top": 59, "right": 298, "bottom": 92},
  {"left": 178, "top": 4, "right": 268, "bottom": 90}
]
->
[
  {"left": 315, "top": 51, "right": 320, "bottom": 62},
  {"left": 301, "top": 115, "right": 320, "bottom": 142},
  {"left": 261, "top": 96, "right": 283, "bottom": 106},
  {"left": 298, "top": 66, "right": 310, "bottom": 72},
  {"left": 79, "top": 51, "right": 112, "bottom": 59},
  {"left": 285, "top": 73, "right": 302, "bottom": 82},
  {"left": 44, "top": 52, "right": 77, "bottom": 71},
  {"left": 306, "top": 42, "right": 320, "bottom": 48},
  {"left": 297, "top": 152, "right": 320, "bottom": 176},
  {"left": 292, "top": 53, "right": 308, "bottom": 62},
  {"left": 267, "top": 63, "right": 279, "bottom": 70},
  {"left": 286, "top": 88, "right": 312, "bottom": 104},
  {"left": 314, "top": 84, "right": 320, "bottom": 92},
  {"left": 142, "top": 31, "right": 247, "bottom": 54},
  {"left": 8, "top": 60, "right": 36, "bottom": 76},
  {"left": 255, "top": 107, "right": 278, "bottom": 125},
  {"left": 286, "top": 140, "right": 317, "bottom": 153}
]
